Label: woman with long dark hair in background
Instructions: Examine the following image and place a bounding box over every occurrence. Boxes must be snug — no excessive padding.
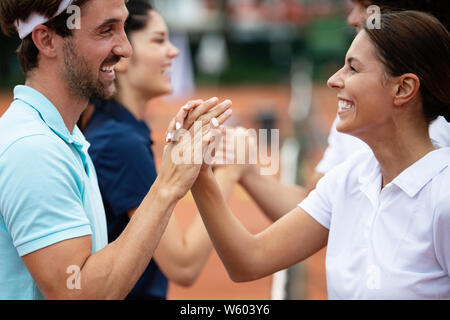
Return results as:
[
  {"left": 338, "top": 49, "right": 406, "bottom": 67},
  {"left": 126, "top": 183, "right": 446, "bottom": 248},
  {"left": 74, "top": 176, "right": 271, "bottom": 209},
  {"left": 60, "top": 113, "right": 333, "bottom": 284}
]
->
[{"left": 82, "top": 0, "right": 236, "bottom": 300}]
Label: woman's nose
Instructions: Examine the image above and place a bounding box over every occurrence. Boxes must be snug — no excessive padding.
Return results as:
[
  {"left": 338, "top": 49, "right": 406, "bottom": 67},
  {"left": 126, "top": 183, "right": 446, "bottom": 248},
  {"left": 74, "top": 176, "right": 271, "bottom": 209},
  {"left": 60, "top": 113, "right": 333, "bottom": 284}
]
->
[
  {"left": 327, "top": 68, "right": 345, "bottom": 90},
  {"left": 168, "top": 42, "right": 180, "bottom": 58}
]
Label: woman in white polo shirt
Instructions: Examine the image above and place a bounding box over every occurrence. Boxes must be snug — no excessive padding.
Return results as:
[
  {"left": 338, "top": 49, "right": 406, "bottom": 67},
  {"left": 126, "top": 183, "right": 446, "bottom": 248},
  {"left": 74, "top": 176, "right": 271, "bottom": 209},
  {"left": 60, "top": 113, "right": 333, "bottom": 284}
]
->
[{"left": 187, "top": 11, "right": 450, "bottom": 299}]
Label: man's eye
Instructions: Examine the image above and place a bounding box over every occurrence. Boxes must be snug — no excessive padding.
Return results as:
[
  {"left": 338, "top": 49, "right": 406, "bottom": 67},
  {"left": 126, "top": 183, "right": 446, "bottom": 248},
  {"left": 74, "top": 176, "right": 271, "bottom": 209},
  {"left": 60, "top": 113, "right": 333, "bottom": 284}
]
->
[
  {"left": 349, "top": 65, "right": 357, "bottom": 72},
  {"left": 102, "top": 28, "right": 112, "bottom": 34}
]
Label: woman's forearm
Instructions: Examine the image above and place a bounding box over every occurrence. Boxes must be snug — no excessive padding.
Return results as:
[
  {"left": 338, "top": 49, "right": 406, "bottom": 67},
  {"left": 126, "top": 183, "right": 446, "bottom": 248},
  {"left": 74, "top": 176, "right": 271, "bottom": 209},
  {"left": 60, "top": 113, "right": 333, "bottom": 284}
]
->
[
  {"left": 239, "top": 165, "right": 308, "bottom": 222},
  {"left": 191, "top": 168, "right": 260, "bottom": 282},
  {"left": 151, "top": 167, "right": 240, "bottom": 286}
]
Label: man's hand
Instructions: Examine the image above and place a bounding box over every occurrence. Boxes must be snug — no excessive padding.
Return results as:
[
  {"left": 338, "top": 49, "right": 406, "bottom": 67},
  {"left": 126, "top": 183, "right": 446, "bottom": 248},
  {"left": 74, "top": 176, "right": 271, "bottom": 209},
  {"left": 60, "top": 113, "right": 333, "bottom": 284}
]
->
[{"left": 157, "top": 97, "right": 233, "bottom": 201}]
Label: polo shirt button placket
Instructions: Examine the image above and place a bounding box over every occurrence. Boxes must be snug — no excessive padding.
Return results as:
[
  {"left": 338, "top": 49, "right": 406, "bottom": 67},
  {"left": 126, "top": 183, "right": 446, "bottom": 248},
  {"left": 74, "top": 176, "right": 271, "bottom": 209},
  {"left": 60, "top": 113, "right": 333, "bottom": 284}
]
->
[
  {"left": 364, "top": 198, "right": 378, "bottom": 239},
  {"left": 364, "top": 214, "right": 374, "bottom": 239}
]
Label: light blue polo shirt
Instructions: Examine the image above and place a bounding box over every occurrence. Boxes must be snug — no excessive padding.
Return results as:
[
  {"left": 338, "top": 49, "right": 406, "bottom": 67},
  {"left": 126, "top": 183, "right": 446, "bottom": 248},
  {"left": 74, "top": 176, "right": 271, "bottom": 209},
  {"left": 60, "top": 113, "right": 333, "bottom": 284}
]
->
[{"left": 0, "top": 85, "right": 108, "bottom": 300}]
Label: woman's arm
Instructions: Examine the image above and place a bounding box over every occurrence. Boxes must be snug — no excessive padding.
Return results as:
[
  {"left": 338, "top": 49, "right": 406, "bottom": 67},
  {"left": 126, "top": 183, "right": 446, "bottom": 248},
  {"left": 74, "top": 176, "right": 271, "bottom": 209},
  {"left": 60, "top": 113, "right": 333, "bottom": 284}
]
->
[
  {"left": 239, "top": 164, "right": 309, "bottom": 221},
  {"left": 127, "top": 167, "right": 238, "bottom": 287},
  {"left": 215, "top": 127, "right": 309, "bottom": 222},
  {"left": 191, "top": 167, "right": 329, "bottom": 282}
]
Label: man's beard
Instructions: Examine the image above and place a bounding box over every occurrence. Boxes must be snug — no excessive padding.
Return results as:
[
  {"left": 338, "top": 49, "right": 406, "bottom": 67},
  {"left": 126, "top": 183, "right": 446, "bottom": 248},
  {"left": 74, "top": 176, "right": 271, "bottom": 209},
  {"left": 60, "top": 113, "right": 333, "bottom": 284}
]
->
[{"left": 62, "top": 38, "right": 119, "bottom": 100}]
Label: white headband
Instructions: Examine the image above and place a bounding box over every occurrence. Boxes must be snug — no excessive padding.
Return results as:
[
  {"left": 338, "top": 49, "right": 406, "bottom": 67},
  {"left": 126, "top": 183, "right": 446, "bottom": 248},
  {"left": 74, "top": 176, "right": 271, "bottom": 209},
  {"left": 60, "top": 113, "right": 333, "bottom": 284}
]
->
[{"left": 14, "top": 0, "right": 74, "bottom": 40}]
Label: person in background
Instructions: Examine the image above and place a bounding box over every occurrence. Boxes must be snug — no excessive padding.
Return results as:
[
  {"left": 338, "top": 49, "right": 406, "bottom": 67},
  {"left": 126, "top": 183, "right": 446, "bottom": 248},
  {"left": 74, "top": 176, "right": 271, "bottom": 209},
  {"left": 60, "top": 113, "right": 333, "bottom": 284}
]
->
[{"left": 82, "top": 0, "right": 236, "bottom": 300}]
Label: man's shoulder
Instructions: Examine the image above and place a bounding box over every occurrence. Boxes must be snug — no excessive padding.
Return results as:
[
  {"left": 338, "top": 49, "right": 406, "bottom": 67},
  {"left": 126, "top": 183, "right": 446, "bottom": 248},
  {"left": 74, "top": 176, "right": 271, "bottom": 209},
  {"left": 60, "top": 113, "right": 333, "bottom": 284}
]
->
[{"left": 0, "top": 100, "right": 59, "bottom": 157}]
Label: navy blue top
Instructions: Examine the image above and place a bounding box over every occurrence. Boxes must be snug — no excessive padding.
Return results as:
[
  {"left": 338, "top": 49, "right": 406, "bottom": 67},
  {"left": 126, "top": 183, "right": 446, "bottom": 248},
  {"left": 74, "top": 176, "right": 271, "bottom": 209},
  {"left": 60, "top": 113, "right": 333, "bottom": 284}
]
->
[{"left": 84, "top": 99, "right": 168, "bottom": 300}]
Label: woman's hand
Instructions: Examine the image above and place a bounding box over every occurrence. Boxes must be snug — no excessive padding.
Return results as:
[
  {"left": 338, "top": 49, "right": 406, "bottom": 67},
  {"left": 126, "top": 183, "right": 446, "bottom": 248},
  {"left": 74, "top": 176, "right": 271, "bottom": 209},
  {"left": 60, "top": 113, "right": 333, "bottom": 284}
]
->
[
  {"left": 211, "top": 126, "right": 258, "bottom": 182},
  {"left": 157, "top": 98, "right": 233, "bottom": 200}
]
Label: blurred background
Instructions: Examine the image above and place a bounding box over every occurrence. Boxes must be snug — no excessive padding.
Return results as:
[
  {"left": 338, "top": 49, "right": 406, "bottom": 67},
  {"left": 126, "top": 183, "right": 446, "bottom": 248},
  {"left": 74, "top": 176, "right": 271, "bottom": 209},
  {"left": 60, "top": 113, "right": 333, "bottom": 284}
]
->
[{"left": 0, "top": 0, "right": 357, "bottom": 300}]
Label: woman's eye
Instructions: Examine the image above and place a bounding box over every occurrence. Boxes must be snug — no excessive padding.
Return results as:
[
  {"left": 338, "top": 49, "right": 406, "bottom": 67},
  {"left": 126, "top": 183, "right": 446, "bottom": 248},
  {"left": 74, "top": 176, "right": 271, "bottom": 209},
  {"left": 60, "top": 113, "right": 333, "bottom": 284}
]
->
[
  {"left": 101, "top": 28, "right": 112, "bottom": 34},
  {"left": 349, "top": 65, "right": 357, "bottom": 73}
]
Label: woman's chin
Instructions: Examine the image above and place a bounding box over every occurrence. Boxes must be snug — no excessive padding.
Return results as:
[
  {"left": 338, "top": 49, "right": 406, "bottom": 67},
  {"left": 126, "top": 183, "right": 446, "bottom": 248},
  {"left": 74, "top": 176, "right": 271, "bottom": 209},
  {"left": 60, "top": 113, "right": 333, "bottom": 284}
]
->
[{"left": 336, "top": 120, "right": 352, "bottom": 134}]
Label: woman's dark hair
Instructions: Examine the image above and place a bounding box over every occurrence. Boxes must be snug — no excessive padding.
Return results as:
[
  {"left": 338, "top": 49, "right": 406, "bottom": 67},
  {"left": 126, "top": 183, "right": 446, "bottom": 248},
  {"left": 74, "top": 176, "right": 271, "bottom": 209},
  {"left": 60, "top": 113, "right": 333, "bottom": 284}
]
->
[
  {"left": 0, "top": 0, "right": 91, "bottom": 74},
  {"left": 124, "top": 0, "right": 154, "bottom": 38},
  {"left": 364, "top": 11, "right": 450, "bottom": 122}
]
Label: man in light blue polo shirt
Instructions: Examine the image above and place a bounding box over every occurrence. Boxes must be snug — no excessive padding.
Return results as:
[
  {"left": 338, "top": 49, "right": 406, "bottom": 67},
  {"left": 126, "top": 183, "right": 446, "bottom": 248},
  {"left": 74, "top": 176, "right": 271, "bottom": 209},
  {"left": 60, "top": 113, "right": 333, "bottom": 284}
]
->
[
  {"left": 0, "top": 85, "right": 108, "bottom": 299},
  {"left": 0, "top": 0, "right": 231, "bottom": 299}
]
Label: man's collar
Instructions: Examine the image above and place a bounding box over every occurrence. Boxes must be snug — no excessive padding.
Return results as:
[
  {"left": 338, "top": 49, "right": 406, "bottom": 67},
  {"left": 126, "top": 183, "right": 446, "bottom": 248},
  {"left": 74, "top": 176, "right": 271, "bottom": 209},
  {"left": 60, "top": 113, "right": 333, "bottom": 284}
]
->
[
  {"left": 14, "top": 85, "right": 89, "bottom": 149},
  {"left": 92, "top": 98, "right": 151, "bottom": 135}
]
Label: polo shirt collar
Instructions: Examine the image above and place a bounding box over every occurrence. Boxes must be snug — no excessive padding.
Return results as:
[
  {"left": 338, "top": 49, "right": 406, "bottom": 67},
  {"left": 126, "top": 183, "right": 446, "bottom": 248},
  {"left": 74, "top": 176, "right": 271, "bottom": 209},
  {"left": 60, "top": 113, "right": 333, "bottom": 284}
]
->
[
  {"left": 92, "top": 98, "right": 151, "bottom": 138},
  {"left": 357, "top": 147, "right": 450, "bottom": 203},
  {"left": 93, "top": 98, "right": 136, "bottom": 123},
  {"left": 358, "top": 155, "right": 382, "bottom": 208},
  {"left": 14, "top": 85, "right": 88, "bottom": 148},
  {"left": 392, "top": 147, "right": 450, "bottom": 198}
]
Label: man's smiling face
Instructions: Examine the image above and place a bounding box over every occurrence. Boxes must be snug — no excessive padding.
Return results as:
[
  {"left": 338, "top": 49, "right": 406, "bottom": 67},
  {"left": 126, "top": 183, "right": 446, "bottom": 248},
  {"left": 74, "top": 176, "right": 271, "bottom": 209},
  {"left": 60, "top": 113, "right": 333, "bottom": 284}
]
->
[{"left": 59, "top": 0, "right": 132, "bottom": 99}]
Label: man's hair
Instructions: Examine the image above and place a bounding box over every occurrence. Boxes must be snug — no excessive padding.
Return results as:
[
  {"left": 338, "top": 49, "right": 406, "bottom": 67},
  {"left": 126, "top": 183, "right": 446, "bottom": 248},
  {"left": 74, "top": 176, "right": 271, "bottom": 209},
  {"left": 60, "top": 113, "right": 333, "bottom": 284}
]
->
[
  {"left": 0, "top": 0, "right": 89, "bottom": 74},
  {"left": 360, "top": 0, "right": 449, "bottom": 30}
]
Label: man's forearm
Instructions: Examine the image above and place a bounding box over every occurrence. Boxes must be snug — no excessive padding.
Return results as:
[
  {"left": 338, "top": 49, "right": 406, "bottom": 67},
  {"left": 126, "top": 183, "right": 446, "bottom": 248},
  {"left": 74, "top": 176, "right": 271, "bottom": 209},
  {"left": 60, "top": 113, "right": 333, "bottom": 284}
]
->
[
  {"left": 79, "top": 177, "right": 178, "bottom": 299},
  {"left": 239, "top": 166, "right": 308, "bottom": 222}
]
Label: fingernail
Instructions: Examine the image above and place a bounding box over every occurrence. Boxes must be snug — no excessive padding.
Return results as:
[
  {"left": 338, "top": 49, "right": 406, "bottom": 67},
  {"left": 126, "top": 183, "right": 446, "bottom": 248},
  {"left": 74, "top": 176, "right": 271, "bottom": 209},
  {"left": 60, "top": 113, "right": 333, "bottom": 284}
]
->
[
  {"left": 176, "top": 122, "right": 181, "bottom": 130},
  {"left": 224, "top": 109, "right": 233, "bottom": 116},
  {"left": 211, "top": 118, "right": 219, "bottom": 128},
  {"left": 222, "top": 99, "right": 232, "bottom": 107},
  {"left": 166, "top": 132, "right": 172, "bottom": 142},
  {"left": 182, "top": 104, "right": 190, "bottom": 110},
  {"left": 208, "top": 97, "right": 219, "bottom": 103}
]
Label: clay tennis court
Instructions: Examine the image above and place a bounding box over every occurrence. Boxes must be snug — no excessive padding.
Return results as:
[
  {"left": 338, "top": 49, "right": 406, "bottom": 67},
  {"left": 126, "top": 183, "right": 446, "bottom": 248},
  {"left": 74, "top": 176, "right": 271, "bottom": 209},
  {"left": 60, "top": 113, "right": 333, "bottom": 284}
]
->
[{"left": 0, "top": 84, "right": 336, "bottom": 300}]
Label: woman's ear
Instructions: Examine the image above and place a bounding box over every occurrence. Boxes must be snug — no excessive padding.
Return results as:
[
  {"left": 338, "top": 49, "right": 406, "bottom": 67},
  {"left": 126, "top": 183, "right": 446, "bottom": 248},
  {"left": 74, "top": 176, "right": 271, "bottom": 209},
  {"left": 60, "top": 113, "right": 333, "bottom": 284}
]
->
[
  {"left": 393, "top": 73, "right": 420, "bottom": 107},
  {"left": 114, "top": 57, "right": 129, "bottom": 73}
]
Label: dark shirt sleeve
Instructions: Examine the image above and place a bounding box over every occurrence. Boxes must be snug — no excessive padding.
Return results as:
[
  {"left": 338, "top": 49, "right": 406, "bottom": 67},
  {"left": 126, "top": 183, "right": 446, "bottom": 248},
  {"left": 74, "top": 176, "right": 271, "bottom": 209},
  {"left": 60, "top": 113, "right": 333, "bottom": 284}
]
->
[{"left": 92, "top": 132, "right": 157, "bottom": 217}]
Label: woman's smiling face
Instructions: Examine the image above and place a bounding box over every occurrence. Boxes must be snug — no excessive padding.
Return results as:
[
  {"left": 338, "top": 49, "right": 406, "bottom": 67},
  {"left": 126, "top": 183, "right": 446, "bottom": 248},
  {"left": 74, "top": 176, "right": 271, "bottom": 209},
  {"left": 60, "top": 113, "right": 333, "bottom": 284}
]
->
[
  {"left": 327, "top": 30, "right": 396, "bottom": 140},
  {"left": 120, "top": 10, "right": 179, "bottom": 100}
]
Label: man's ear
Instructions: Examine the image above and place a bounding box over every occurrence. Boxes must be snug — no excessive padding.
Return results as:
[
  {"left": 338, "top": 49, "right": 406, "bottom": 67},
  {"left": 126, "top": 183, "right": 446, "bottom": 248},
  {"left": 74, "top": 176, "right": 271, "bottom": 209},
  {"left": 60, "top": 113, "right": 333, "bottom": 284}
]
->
[
  {"left": 31, "top": 25, "right": 57, "bottom": 58},
  {"left": 114, "top": 57, "right": 129, "bottom": 74},
  {"left": 393, "top": 73, "right": 420, "bottom": 107}
]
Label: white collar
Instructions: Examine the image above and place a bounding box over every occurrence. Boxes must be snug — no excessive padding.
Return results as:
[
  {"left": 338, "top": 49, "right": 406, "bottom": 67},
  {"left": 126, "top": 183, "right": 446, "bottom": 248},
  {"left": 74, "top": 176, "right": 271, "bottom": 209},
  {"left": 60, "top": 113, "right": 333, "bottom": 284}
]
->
[{"left": 392, "top": 147, "right": 450, "bottom": 198}]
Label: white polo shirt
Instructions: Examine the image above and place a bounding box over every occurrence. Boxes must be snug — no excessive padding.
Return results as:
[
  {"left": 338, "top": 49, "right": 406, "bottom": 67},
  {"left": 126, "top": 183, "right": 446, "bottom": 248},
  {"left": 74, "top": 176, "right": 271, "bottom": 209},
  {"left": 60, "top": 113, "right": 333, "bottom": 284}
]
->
[
  {"left": 315, "top": 116, "right": 450, "bottom": 174},
  {"left": 299, "top": 148, "right": 450, "bottom": 299}
]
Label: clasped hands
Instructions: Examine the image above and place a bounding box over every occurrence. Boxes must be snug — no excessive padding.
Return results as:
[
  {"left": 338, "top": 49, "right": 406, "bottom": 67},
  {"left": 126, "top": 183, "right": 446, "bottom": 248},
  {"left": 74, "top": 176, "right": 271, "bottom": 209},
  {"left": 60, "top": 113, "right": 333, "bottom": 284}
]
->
[{"left": 157, "top": 97, "right": 256, "bottom": 201}]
